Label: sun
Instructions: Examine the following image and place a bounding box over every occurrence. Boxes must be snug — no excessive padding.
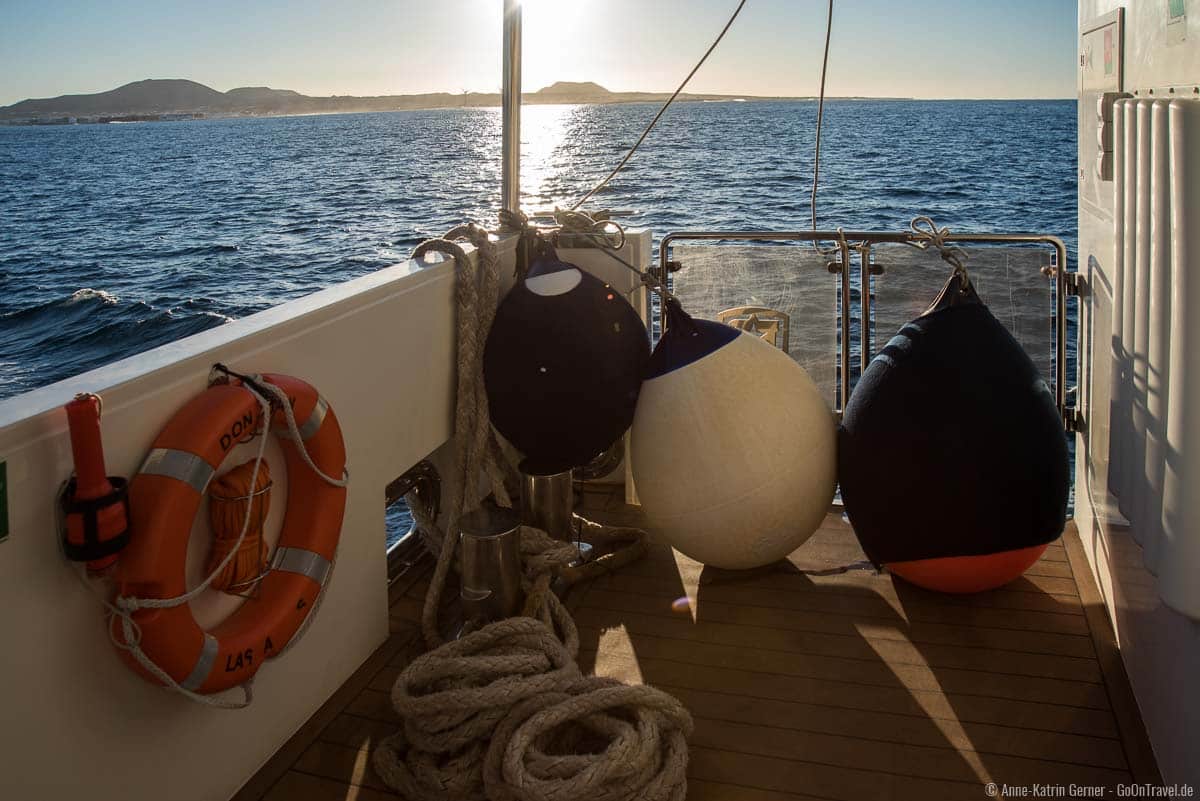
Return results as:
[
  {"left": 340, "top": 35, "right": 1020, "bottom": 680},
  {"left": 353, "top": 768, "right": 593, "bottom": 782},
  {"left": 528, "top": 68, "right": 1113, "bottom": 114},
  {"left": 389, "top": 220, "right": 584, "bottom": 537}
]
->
[
  {"left": 514, "top": 0, "right": 589, "bottom": 91},
  {"left": 516, "top": 0, "right": 581, "bottom": 12}
]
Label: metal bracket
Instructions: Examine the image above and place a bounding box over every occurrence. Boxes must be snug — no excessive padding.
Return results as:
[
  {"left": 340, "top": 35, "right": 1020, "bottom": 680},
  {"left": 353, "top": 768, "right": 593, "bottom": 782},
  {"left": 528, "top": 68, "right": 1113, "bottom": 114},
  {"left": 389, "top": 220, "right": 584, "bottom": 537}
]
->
[
  {"left": 652, "top": 259, "right": 683, "bottom": 285},
  {"left": 575, "top": 438, "right": 624, "bottom": 481},
  {"left": 1043, "top": 266, "right": 1083, "bottom": 297},
  {"left": 385, "top": 460, "right": 441, "bottom": 585},
  {"left": 386, "top": 460, "right": 441, "bottom": 519},
  {"left": 1063, "top": 386, "right": 1084, "bottom": 434},
  {"left": 1065, "top": 271, "right": 1084, "bottom": 296}
]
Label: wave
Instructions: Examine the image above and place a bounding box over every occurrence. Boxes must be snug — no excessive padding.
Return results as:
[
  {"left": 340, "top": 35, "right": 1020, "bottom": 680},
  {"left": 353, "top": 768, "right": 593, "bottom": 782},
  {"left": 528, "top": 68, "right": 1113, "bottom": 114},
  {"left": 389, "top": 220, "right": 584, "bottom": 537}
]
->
[
  {"left": 3, "top": 287, "right": 126, "bottom": 324},
  {"left": 1, "top": 289, "right": 234, "bottom": 390},
  {"left": 159, "top": 243, "right": 240, "bottom": 257},
  {"left": 67, "top": 287, "right": 119, "bottom": 305},
  {"left": 1, "top": 99, "right": 1078, "bottom": 400}
]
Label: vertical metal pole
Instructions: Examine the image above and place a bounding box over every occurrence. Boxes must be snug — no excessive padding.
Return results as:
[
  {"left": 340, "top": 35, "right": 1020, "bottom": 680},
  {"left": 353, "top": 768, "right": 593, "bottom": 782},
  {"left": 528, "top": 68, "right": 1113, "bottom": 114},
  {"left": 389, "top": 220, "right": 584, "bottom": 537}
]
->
[
  {"left": 501, "top": 0, "right": 522, "bottom": 224},
  {"left": 860, "top": 242, "right": 872, "bottom": 378},
  {"left": 1055, "top": 241, "right": 1068, "bottom": 419},
  {"left": 838, "top": 239, "right": 851, "bottom": 411}
]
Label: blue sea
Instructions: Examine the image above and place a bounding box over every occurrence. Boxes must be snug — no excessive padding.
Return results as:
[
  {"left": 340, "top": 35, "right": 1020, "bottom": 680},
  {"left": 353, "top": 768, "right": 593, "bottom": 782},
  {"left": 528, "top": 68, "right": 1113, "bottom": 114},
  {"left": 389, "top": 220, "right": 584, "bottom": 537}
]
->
[
  {"left": 0, "top": 99, "right": 1076, "bottom": 402},
  {"left": 0, "top": 100, "right": 1076, "bottom": 539}
]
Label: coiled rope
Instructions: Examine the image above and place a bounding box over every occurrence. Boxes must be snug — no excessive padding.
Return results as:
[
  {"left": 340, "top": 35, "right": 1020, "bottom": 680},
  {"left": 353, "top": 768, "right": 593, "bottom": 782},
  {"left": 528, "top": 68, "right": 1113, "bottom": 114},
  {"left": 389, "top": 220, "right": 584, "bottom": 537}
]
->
[
  {"left": 206, "top": 459, "right": 272, "bottom": 592},
  {"left": 373, "top": 228, "right": 692, "bottom": 801},
  {"left": 375, "top": 618, "right": 692, "bottom": 801}
]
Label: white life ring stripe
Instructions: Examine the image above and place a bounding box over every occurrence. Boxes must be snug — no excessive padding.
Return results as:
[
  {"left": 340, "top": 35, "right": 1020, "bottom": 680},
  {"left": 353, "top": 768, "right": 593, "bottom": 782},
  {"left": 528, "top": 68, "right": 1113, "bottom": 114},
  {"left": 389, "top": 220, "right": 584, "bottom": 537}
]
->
[
  {"left": 139, "top": 448, "right": 214, "bottom": 494},
  {"left": 271, "top": 546, "right": 332, "bottom": 585},
  {"left": 180, "top": 634, "right": 219, "bottom": 691}
]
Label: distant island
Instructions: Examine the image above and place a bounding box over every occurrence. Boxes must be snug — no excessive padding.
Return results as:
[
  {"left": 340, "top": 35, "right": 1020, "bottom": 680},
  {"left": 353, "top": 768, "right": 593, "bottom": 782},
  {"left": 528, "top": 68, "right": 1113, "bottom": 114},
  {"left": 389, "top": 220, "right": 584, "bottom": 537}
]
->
[{"left": 0, "top": 78, "right": 850, "bottom": 125}]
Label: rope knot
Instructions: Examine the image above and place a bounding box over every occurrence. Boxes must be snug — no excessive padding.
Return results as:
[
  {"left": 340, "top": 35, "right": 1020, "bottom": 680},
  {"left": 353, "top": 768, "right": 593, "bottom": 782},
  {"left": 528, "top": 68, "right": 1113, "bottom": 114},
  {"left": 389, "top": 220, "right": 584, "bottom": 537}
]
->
[{"left": 908, "top": 216, "right": 971, "bottom": 289}]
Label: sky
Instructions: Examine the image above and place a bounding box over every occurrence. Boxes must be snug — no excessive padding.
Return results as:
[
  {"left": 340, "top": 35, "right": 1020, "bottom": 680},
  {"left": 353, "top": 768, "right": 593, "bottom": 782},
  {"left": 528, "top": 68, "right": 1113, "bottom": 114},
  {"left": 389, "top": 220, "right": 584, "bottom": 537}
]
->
[{"left": 0, "top": 0, "right": 1077, "bottom": 107}]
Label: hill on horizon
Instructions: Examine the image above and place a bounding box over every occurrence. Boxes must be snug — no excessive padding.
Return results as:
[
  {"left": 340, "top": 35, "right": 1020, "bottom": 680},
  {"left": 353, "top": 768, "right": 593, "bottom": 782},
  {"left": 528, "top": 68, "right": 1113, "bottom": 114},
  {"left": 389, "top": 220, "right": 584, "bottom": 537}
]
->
[
  {"left": 0, "top": 77, "right": 809, "bottom": 120},
  {"left": 3, "top": 79, "right": 230, "bottom": 116},
  {"left": 536, "top": 81, "right": 612, "bottom": 97}
]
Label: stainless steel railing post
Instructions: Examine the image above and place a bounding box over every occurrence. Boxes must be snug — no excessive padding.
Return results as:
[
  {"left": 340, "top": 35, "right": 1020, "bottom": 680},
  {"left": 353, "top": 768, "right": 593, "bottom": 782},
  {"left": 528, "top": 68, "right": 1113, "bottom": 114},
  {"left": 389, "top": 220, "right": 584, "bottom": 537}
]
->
[
  {"left": 500, "top": 0, "right": 522, "bottom": 224},
  {"left": 657, "top": 230, "right": 1071, "bottom": 423}
]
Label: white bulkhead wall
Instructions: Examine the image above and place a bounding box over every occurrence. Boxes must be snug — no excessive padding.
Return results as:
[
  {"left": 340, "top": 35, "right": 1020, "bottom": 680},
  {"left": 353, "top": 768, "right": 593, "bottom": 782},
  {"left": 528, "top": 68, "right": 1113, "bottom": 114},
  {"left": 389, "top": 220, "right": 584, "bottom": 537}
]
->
[
  {"left": 1076, "top": 0, "right": 1200, "bottom": 786},
  {"left": 0, "top": 230, "right": 650, "bottom": 801}
]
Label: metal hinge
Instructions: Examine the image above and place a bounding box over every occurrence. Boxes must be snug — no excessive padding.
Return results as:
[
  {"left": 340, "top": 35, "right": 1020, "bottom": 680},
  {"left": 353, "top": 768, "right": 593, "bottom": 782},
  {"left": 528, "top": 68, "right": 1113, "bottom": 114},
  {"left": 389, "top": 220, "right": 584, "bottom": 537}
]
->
[
  {"left": 1044, "top": 266, "right": 1084, "bottom": 296},
  {"left": 1064, "top": 386, "right": 1084, "bottom": 434},
  {"left": 1064, "top": 271, "right": 1083, "bottom": 296},
  {"left": 653, "top": 260, "right": 683, "bottom": 284}
]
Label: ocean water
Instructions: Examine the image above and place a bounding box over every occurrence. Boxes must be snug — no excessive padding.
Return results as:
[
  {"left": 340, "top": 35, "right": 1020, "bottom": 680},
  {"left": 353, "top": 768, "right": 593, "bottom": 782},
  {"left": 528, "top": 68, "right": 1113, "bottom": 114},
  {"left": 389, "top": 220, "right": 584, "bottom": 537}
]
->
[
  {"left": 0, "top": 100, "right": 1076, "bottom": 538},
  {"left": 0, "top": 99, "right": 1076, "bottom": 400}
]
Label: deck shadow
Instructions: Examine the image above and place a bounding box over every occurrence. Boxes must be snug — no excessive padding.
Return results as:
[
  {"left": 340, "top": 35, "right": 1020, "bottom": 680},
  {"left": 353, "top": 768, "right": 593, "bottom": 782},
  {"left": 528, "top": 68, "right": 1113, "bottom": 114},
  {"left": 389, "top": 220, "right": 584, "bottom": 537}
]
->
[{"left": 572, "top": 508, "right": 1132, "bottom": 800}]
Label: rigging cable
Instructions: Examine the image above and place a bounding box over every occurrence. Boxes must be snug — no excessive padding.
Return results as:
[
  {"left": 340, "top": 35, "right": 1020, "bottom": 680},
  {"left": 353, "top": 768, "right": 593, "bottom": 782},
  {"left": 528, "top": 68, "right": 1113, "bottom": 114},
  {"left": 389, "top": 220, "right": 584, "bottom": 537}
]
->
[
  {"left": 568, "top": 0, "right": 749, "bottom": 211},
  {"left": 811, "top": 0, "right": 835, "bottom": 247}
]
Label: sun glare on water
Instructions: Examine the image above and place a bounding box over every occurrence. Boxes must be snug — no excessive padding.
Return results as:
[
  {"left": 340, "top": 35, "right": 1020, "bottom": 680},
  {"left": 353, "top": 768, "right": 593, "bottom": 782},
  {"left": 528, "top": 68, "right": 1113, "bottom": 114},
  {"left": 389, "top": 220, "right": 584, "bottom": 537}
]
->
[
  {"left": 521, "top": 105, "right": 574, "bottom": 208},
  {"left": 511, "top": 0, "right": 595, "bottom": 210}
]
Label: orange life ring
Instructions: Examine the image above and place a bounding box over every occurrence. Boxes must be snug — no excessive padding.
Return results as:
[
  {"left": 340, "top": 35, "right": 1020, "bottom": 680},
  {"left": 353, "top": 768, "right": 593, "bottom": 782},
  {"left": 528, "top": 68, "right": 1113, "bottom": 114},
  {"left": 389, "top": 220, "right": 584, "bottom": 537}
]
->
[{"left": 113, "top": 373, "right": 347, "bottom": 694}]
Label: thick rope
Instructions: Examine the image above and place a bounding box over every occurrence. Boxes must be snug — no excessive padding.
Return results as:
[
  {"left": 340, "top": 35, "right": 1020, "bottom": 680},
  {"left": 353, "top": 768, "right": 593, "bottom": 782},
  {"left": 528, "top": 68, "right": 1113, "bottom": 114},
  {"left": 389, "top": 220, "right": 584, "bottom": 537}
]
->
[
  {"left": 373, "top": 618, "right": 692, "bottom": 801},
  {"left": 206, "top": 459, "right": 272, "bottom": 592},
  {"left": 405, "top": 228, "right": 650, "bottom": 649},
  {"left": 408, "top": 225, "right": 514, "bottom": 648},
  {"left": 551, "top": 210, "right": 678, "bottom": 305},
  {"left": 376, "top": 229, "right": 690, "bottom": 800}
]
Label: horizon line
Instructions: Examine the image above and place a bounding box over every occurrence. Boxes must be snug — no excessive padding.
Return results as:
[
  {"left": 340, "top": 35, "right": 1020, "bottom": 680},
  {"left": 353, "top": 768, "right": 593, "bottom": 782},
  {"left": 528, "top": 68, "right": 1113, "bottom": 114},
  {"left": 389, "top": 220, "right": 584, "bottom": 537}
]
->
[{"left": 1, "top": 76, "right": 1075, "bottom": 108}]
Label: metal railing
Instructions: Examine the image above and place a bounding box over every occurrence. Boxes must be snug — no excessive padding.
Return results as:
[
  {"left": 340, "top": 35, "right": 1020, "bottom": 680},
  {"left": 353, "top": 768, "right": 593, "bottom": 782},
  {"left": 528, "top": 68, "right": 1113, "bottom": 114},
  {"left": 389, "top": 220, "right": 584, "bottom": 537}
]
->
[{"left": 658, "top": 230, "right": 1072, "bottom": 426}]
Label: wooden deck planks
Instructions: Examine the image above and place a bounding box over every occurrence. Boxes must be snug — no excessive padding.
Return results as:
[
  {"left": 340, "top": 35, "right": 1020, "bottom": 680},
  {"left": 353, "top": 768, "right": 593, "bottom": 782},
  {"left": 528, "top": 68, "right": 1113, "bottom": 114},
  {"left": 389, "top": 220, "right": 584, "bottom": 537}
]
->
[
  {"left": 591, "top": 570, "right": 1092, "bottom": 635},
  {"left": 686, "top": 717, "right": 1130, "bottom": 789},
  {"left": 653, "top": 685, "right": 1128, "bottom": 770},
  {"left": 576, "top": 625, "right": 1111, "bottom": 709},
  {"left": 581, "top": 585, "right": 1097, "bottom": 658},
  {"left": 583, "top": 645, "right": 1118, "bottom": 739},
  {"left": 237, "top": 495, "right": 1151, "bottom": 800},
  {"left": 261, "top": 771, "right": 396, "bottom": 801},
  {"left": 574, "top": 605, "right": 1105, "bottom": 684}
]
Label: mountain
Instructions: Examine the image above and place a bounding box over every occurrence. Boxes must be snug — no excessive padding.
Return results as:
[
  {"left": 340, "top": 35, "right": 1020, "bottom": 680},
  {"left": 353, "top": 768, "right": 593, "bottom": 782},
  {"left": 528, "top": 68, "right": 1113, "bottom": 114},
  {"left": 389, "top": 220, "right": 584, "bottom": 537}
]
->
[
  {"left": 224, "top": 87, "right": 303, "bottom": 104},
  {"left": 0, "top": 79, "right": 808, "bottom": 122},
  {"left": 2, "top": 79, "right": 231, "bottom": 117},
  {"left": 535, "top": 81, "right": 613, "bottom": 99}
]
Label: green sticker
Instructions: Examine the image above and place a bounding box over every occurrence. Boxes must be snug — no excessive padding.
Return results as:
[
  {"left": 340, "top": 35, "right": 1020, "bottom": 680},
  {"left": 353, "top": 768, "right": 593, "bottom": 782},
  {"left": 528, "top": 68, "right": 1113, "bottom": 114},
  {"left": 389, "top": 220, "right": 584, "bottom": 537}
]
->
[
  {"left": 0, "top": 462, "right": 8, "bottom": 543},
  {"left": 1170, "top": 0, "right": 1187, "bottom": 20}
]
